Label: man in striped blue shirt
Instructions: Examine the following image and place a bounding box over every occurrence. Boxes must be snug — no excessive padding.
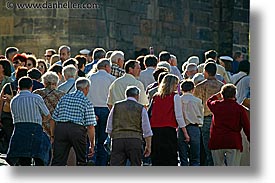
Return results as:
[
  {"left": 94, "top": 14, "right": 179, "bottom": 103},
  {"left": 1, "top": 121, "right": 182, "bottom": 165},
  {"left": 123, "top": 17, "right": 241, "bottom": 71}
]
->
[
  {"left": 7, "top": 76, "right": 51, "bottom": 166},
  {"left": 51, "top": 77, "right": 97, "bottom": 166}
]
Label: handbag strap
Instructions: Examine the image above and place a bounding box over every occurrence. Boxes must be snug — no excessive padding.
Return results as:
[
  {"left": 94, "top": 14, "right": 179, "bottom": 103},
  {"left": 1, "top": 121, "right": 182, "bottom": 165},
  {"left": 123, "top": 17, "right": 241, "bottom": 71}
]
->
[
  {"left": 9, "top": 83, "right": 14, "bottom": 98},
  {"left": 234, "top": 75, "right": 248, "bottom": 86},
  {"left": 43, "top": 89, "right": 54, "bottom": 100}
]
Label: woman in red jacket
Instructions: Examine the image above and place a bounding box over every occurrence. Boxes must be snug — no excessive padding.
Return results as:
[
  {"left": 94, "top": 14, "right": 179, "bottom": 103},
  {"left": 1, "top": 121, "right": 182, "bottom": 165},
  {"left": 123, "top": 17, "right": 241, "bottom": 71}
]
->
[
  {"left": 150, "top": 74, "right": 189, "bottom": 166},
  {"left": 207, "top": 84, "right": 250, "bottom": 166}
]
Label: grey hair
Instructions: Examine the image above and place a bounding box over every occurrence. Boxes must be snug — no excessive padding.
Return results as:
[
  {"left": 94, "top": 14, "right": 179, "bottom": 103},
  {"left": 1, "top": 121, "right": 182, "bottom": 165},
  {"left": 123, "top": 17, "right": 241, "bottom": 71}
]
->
[
  {"left": 62, "top": 65, "right": 77, "bottom": 78},
  {"left": 75, "top": 77, "right": 91, "bottom": 90},
  {"left": 96, "top": 58, "right": 111, "bottom": 70},
  {"left": 125, "top": 86, "right": 140, "bottom": 98},
  {"left": 41, "top": 71, "right": 59, "bottom": 86},
  {"left": 58, "top": 45, "right": 70, "bottom": 53},
  {"left": 110, "top": 50, "right": 124, "bottom": 63},
  {"left": 157, "top": 61, "right": 171, "bottom": 72}
]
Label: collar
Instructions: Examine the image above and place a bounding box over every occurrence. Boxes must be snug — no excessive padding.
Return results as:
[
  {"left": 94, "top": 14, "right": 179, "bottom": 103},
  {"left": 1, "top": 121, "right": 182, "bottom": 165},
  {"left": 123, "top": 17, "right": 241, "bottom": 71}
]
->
[
  {"left": 127, "top": 97, "right": 137, "bottom": 102},
  {"left": 125, "top": 73, "right": 136, "bottom": 79},
  {"left": 19, "top": 90, "right": 31, "bottom": 94}
]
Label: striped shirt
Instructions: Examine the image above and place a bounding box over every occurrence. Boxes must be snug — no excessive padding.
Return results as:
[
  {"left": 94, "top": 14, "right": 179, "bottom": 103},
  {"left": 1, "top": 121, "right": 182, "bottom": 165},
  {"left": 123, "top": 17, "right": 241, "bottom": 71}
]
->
[
  {"left": 52, "top": 90, "right": 97, "bottom": 127},
  {"left": 10, "top": 90, "right": 50, "bottom": 125}
]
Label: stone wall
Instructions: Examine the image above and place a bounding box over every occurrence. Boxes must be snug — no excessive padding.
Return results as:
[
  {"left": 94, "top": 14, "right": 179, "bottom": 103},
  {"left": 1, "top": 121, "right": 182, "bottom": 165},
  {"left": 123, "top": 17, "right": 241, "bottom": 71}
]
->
[{"left": 0, "top": 0, "right": 249, "bottom": 69}]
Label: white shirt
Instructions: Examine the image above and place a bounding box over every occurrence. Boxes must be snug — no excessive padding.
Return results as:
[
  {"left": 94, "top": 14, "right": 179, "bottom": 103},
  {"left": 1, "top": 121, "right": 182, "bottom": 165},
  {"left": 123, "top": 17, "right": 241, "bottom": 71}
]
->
[
  {"left": 87, "top": 70, "right": 116, "bottom": 107},
  {"left": 180, "top": 93, "right": 204, "bottom": 125},
  {"left": 231, "top": 71, "right": 250, "bottom": 104},
  {"left": 171, "top": 66, "right": 183, "bottom": 80},
  {"left": 106, "top": 97, "right": 153, "bottom": 138},
  {"left": 138, "top": 67, "right": 155, "bottom": 89},
  {"left": 173, "top": 94, "right": 187, "bottom": 128}
]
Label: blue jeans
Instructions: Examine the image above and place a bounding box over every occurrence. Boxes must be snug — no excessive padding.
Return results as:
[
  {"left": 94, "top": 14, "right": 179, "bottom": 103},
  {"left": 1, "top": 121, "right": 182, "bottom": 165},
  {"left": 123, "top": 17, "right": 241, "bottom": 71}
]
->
[
  {"left": 93, "top": 107, "right": 109, "bottom": 166},
  {"left": 178, "top": 124, "right": 200, "bottom": 166},
  {"left": 201, "top": 116, "right": 214, "bottom": 166}
]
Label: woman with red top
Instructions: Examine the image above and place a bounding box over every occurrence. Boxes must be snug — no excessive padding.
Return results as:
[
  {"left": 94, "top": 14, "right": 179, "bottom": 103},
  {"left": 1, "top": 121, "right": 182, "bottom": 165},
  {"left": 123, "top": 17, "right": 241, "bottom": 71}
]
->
[
  {"left": 207, "top": 84, "right": 250, "bottom": 166},
  {"left": 150, "top": 74, "right": 190, "bottom": 166}
]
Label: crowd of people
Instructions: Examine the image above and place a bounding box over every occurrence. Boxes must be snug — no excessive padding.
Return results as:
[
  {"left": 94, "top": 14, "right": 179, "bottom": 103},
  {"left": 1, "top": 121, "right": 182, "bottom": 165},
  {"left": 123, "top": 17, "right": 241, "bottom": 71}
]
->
[{"left": 0, "top": 45, "right": 250, "bottom": 166}]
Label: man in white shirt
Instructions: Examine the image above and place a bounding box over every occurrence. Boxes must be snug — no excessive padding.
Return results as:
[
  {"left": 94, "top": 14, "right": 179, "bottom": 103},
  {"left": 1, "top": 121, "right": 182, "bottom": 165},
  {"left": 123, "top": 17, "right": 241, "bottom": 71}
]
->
[
  {"left": 138, "top": 55, "right": 157, "bottom": 89},
  {"left": 87, "top": 58, "right": 116, "bottom": 165},
  {"left": 107, "top": 60, "right": 149, "bottom": 109}
]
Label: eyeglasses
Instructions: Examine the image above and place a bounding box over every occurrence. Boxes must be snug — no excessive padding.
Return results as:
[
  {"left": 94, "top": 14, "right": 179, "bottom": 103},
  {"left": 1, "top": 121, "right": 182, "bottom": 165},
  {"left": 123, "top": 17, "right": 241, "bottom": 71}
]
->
[{"left": 13, "top": 60, "right": 21, "bottom": 64}]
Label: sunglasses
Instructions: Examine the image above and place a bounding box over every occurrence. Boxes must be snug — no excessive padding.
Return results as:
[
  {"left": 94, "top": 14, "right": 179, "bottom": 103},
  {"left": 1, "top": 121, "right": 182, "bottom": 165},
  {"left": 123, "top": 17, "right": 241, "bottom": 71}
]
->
[
  {"left": 38, "top": 65, "right": 45, "bottom": 69},
  {"left": 45, "top": 55, "right": 52, "bottom": 58},
  {"left": 27, "top": 63, "right": 33, "bottom": 67},
  {"left": 13, "top": 60, "right": 21, "bottom": 64}
]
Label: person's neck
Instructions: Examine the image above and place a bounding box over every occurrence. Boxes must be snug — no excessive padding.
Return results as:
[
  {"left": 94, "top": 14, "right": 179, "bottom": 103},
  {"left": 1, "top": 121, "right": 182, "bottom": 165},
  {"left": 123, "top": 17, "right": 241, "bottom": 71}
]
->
[{"left": 206, "top": 76, "right": 216, "bottom": 80}]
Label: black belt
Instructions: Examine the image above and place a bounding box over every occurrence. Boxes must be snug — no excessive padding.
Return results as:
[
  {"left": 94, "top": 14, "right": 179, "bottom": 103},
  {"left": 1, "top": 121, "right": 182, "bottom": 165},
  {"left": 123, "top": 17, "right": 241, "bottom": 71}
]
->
[
  {"left": 204, "top": 115, "right": 213, "bottom": 118},
  {"left": 187, "top": 123, "right": 199, "bottom": 127}
]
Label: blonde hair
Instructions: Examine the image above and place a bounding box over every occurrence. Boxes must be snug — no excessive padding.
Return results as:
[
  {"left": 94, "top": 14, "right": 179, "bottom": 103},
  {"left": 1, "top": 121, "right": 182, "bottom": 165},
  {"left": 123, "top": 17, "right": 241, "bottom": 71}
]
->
[{"left": 157, "top": 74, "right": 179, "bottom": 98}]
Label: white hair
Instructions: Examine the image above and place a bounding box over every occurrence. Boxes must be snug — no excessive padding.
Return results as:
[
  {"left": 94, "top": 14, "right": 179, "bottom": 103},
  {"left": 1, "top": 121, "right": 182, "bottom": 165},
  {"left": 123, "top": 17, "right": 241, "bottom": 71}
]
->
[
  {"left": 110, "top": 50, "right": 124, "bottom": 63},
  {"left": 62, "top": 65, "right": 77, "bottom": 79}
]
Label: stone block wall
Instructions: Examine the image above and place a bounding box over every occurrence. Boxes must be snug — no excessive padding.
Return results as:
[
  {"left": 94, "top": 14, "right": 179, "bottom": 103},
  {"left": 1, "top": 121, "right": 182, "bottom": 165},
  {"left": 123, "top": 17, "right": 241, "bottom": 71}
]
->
[{"left": 0, "top": 0, "right": 249, "bottom": 70}]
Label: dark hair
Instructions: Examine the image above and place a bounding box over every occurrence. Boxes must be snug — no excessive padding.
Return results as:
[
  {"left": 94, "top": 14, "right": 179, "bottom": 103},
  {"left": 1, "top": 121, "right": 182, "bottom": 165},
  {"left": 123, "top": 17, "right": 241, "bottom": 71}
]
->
[
  {"left": 5, "top": 47, "right": 19, "bottom": 59},
  {"left": 0, "top": 59, "right": 12, "bottom": 77},
  {"left": 15, "top": 67, "right": 28, "bottom": 80},
  {"left": 18, "top": 76, "right": 33, "bottom": 90},
  {"left": 136, "top": 55, "right": 145, "bottom": 70},
  {"left": 157, "top": 72, "right": 168, "bottom": 84},
  {"left": 37, "top": 59, "right": 48, "bottom": 74},
  {"left": 181, "top": 80, "right": 195, "bottom": 92},
  {"left": 125, "top": 86, "right": 140, "bottom": 97},
  {"left": 159, "top": 51, "right": 171, "bottom": 62},
  {"left": 221, "top": 84, "right": 236, "bottom": 99},
  {"left": 27, "top": 68, "right": 42, "bottom": 80},
  {"left": 49, "top": 64, "right": 62, "bottom": 75},
  {"left": 124, "top": 60, "right": 138, "bottom": 73},
  {"left": 144, "top": 55, "right": 158, "bottom": 67},
  {"left": 92, "top": 48, "right": 106, "bottom": 60},
  {"left": 62, "top": 58, "right": 78, "bottom": 68},
  {"left": 26, "top": 55, "right": 37, "bottom": 67},
  {"left": 204, "top": 62, "right": 217, "bottom": 76},
  {"left": 237, "top": 60, "right": 250, "bottom": 75},
  {"left": 205, "top": 50, "right": 218, "bottom": 60},
  {"left": 75, "top": 55, "right": 87, "bottom": 70},
  {"left": 153, "top": 67, "right": 169, "bottom": 81},
  {"left": 233, "top": 51, "right": 242, "bottom": 60}
]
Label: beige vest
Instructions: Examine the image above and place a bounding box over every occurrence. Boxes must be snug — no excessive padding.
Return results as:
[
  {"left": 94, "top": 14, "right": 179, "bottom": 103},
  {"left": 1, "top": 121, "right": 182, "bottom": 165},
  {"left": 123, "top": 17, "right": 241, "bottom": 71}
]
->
[{"left": 112, "top": 100, "right": 143, "bottom": 140}]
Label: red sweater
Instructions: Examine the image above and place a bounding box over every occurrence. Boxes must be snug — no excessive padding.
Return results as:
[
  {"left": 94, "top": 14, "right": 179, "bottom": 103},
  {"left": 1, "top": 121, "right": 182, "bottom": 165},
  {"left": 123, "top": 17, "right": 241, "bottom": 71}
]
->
[
  {"left": 206, "top": 95, "right": 250, "bottom": 151},
  {"left": 150, "top": 93, "right": 178, "bottom": 128}
]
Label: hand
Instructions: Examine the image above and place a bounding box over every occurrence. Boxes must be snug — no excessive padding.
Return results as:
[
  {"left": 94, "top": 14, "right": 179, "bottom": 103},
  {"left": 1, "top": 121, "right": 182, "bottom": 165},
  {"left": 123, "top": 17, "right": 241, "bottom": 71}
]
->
[
  {"left": 144, "top": 146, "right": 151, "bottom": 157},
  {"left": 184, "top": 133, "right": 190, "bottom": 143},
  {"left": 88, "top": 145, "right": 95, "bottom": 158},
  {"left": 50, "top": 136, "right": 54, "bottom": 144},
  {"left": 95, "top": 116, "right": 99, "bottom": 121}
]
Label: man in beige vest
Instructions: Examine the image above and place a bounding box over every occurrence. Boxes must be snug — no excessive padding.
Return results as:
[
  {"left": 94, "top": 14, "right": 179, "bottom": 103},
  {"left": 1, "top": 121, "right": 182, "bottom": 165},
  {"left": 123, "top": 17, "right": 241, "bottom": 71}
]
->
[{"left": 106, "top": 86, "right": 152, "bottom": 166}]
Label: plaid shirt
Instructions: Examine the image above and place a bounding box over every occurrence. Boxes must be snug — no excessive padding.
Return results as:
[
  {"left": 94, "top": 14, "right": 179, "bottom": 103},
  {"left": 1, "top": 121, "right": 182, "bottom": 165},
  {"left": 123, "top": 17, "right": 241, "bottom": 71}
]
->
[
  {"left": 111, "top": 63, "right": 125, "bottom": 78},
  {"left": 53, "top": 90, "right": 97, "bottom": 126}
]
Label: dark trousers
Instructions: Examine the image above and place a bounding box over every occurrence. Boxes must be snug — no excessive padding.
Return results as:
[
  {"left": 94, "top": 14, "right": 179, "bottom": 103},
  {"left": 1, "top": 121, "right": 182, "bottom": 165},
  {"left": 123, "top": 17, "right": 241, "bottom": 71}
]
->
[
  {"left": 110, "top": 138, "right": 142, "bottom": 166},
  {"left": 151, "top": 127, "right": 178, "bottom": 166},
  {"left": 51, "top": 122, "right": 87, "bottom": 166},
  {"left": 17, "top": 157, "right": 44, "bottom": 166},
  {"left": 94, "top": 107, "right": 109, "bottom": 166},
  {"left": 0, "top": 112, "right": 14, "bottom": 154}
]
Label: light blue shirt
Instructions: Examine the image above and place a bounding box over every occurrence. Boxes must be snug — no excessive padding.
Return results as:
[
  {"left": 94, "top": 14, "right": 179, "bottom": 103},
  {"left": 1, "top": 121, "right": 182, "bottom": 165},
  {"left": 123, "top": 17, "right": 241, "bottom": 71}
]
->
[
  {"left": 53, "top": 90, "right": 97, "bottom": 126},
  {"left": 87, "top": 70, "right": 115, "bottom": 107},
  {"left": 57, "top": 78, "right": 76, "bottom": 93},
  {"left": 11, "top": 90, "right": 50, "bottom": 125}
]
